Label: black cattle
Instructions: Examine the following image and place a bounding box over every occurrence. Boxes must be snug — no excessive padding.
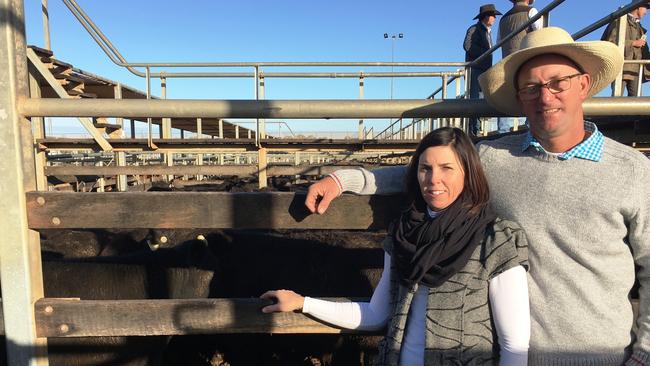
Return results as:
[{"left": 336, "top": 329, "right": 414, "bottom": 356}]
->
[{"left": 2, "top": 228, "right": 386, "bottom": 365}]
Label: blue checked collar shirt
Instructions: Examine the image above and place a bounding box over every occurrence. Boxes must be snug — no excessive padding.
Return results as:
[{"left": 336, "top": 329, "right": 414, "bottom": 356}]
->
[{"left": 521, "top": 121, "right": 604, "bottom": 162}]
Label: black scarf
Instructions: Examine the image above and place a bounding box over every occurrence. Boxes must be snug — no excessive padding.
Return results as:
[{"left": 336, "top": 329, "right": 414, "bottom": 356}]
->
[{"left": 391, "top": 195, "right": 496, "bottom": 288}]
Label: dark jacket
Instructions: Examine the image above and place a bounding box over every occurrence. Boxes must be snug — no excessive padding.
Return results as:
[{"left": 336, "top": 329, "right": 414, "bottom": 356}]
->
[{"left": 463, "top": 21, "right": 493, "bottom": 71}]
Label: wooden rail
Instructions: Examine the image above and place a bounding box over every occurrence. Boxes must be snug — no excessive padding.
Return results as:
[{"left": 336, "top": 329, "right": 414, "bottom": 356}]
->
[
  {"left": 0, "top": 297, "right": 639, "bottom": 337},
  {"left": 33, "top": 298, "right": 377, "bottom": 337},
  {"left": 26, "top": 192, "right": 405, "bottom": 229}
]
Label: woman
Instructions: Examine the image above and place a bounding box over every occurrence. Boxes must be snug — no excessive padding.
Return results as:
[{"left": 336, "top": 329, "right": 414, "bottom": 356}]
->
[{"left": 261, "top": 127, "right": 530, "bottom": 366}]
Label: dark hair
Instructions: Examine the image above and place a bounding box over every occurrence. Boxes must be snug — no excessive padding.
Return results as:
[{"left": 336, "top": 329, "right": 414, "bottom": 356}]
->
[{"left": 405, "top": 127, "right": 490, "bottom": 215}]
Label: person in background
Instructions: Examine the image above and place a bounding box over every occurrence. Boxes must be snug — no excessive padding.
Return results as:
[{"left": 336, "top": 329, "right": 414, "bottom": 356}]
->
[
  {"left": 498, "top": 0, "right": 543, "bottom": 58},
  {"left": 262, "top": 127, "right": 530, "bottom": 366},
  {"left": 497, "top": 0, "right": 543, "bottom": 132},
  {"left": 602, "top": 2, "right": 649, "bottom": 96},
  {"left": 304, "top": 27, "right": 650, "bottom": 365},
  {"left": 463, "top": 4, "right": 502, "bottom": 136}
]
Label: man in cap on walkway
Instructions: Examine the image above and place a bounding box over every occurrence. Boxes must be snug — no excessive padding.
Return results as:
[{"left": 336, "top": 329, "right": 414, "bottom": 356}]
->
[
  {"left": 463, "top": 4, "right": 501, "bottom": 136},
  {"left": 305, "top": 27, "right": 650, "bottom": 365}
]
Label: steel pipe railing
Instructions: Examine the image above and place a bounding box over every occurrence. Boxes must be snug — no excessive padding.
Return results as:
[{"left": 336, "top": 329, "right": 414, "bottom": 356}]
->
[
  {"left": 19, "top": 97, "right": 650, "bottom": 119},
  {"left": 572, "top": 0, "right": 650, "bottom": 40},
  {"left": 61, "top": 0, "right": 465, "bottom": 77}
]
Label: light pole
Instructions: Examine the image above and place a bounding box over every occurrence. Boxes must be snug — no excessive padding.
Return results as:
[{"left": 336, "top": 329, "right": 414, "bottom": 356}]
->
[
  {"left": 383, "top": 33, "right": 403, "bottom": 100},
  {"left": 384, "top": 33, "right": 403, "bottom": 136}
]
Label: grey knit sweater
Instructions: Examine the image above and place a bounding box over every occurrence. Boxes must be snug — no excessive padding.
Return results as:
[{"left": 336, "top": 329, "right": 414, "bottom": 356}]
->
[{"left": 333, "top": 134, "right": 650, "bottom": 366}]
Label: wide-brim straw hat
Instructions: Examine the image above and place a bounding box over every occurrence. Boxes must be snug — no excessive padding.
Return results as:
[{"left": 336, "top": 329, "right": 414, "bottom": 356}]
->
[
  {"left": 478, "top": 27, "right": 623, "bottom": 116},
  {"left": 473, "top": 4, "right": 502, "bottom": 19}
]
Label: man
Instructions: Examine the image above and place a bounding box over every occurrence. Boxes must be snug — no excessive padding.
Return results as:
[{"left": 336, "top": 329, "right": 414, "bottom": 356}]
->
[
  {"left": 498, "top": 0, "right": 543, "bottom": 58},
  {"left": 602, "top": 3, "right": 649, "bottom": 96},
  {"left": 305, "top": 27, "right": 650, "bottom": 365},
  {"left": 496, "top": 0, "right": 543, "bottom": 133},
  {"left": 463, "top": 4, "right": 501, "bottom": 136}
]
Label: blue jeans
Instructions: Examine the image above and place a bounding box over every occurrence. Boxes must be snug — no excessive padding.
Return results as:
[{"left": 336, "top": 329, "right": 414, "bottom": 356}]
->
[{"left": 468, "top": 67, "right": 484, "bottom": 135}]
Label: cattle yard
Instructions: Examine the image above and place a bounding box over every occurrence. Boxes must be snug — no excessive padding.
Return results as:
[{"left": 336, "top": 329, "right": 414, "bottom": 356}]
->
[{"left": 1, "top": 0, "right": 650, "bottom": 365}]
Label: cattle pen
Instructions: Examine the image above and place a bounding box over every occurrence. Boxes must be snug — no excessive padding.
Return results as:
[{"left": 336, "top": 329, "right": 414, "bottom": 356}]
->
[{"left": 1, "top": 0, "right": 649, "bottom": 365}]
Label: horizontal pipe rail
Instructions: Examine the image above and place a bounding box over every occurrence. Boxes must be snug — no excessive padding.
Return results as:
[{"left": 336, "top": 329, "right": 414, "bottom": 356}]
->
[
  {"left": 63, "top": 0, "right": 465, "bottom": 79},
  {"left": 19, "top": 97, "right": 650, "bottom": 119},
  {"left": 149, "top": 71, "right": 464, "bottom": 79}
]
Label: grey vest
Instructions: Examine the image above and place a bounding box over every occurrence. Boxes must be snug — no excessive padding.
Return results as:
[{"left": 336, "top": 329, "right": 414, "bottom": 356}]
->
[
  {"left": 498, "top": 4, "right": 532, "bottom": 58},
  {"left": 376, "top": 218, "right": 529, "bottom": 366}
]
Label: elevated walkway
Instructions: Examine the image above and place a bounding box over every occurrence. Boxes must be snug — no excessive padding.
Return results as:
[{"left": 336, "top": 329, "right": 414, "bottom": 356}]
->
[{"left": 29, "top": 46, "right": 254, "bottom": 140}]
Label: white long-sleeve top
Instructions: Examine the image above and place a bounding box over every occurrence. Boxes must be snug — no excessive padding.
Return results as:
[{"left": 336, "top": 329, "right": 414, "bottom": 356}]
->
[{"left": 303, "top": 252, "right": 530, "bottom": 366}]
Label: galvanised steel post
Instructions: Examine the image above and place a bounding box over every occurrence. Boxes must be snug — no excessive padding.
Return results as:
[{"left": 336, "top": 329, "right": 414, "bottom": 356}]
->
[
  {"left": 358, "top": 74, "right": 364, "bottom": 139},
  {"left": 41, "top": 0, "right": 50, "bottom": 49},
  {"left": 161, "top": 76, "right": 173, "bottom": 181},
  {"left": 613, "top": 11, "right": 626, "bottom": 97},
  {"left": 114, "top": 84, "right": 127, "bottom": 191},
  {"left": 0, "top": 0, "right": 49, "bottom": 364}
]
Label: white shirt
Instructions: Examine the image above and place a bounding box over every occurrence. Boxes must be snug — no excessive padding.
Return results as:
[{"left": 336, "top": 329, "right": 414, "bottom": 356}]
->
[{"left": 303, "top": 254, "right": 530, "bottom": 365}]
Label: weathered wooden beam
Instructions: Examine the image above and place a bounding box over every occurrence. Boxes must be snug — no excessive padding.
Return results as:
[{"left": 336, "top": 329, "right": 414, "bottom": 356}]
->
[
  {"left": 0, "top": 297, "right": 642, "bottom": 336},
  {"left": 26, "top": 192, "right": 405, "bottom": 229},
  {"left": 26, "top": 48, "right": 113, "bottom": 152},
  {"left": 33, "top": 298, "right": 374, "bottom": 337},
  {"left": 43, "top": 164, "right": 379, "bottom": 177}
]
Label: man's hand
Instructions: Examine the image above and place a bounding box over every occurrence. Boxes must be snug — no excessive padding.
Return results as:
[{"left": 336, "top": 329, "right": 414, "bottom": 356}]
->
[
  {"left": 632, "top": 38, "right": 647, "bottom": 48},
  {"left": 304, "top": 176, "right": 341, "bottom": 215}
]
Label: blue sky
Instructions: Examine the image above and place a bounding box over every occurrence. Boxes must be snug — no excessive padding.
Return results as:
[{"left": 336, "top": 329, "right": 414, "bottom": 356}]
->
[{"left": 23, "top": 1, "right": 649, "bottom": 137}]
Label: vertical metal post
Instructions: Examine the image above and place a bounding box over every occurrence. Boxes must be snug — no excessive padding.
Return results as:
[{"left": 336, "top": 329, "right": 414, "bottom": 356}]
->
[
  {"left": 543, "top": 12, "right": 549, "bottom": 27},
  {"left": 130, "top": 119, "right": 135, "bottom": 138},
  {"left": 1, "top": 0, "right": 49, "bottom": 364},
  {"left": 41, "top": 0, "right": 50, "bottom": 50},
  {"left": 28, "top": 69, "right": 47, "bottom": 191},
  {"left": 196, "top": 118, "right": 203, "bottom": 181},
  {"left": 218, "top": 119, "right": 223, "bottom": 139},
  {"left": 636, "top": 63, "right": 644, "bottom": 96},
  {"left": 160, "top": 76, "right": 173, "bottom": 181},
  {"left": 145, "top": 67, "right": 154, "bottom": 147},
  {"left": 442, "top": 74, "right": 449, "bottom": 127},
  {"left": 455, "top": 74, "right": 462, "bottom": 127},
  {"left": 258, "top": 73, "right": 266, "bottom": 139},
  {"left": 463, "top": 67, "right": 470, "bottom": 134},
  {"left": 613, "top": 14, "right": 626, "bottom": 97},
  {"left": 235, "top": 125, "right": 240, "bottom": 139},
  {"left": 358, "top": 74, "right": 364, "bottom": 139},
  {"left": 114, "top": 84, "right": 127, "bottom": 191}
]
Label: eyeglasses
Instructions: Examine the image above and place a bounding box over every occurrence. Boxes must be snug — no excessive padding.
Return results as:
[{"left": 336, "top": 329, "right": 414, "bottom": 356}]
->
[{"left": 516, "top": 73, "right": 583, "bottom": 101}]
